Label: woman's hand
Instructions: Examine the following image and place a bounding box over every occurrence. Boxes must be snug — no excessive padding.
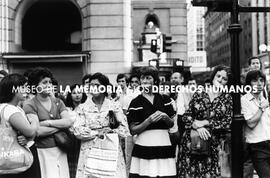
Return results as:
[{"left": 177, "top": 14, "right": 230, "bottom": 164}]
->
[
  {"left": 147, "top": 111, "right": 163, "bottom": 124},
  {"left": 17, "top": 135, "right": 28, "bottom": 146},
  {"left": 196, "top": 127, "right": 211, "bottom": 140},
  {"left": 260, "top": 100, "right": 269, "bottom": 110},
  {"left": 158, "top": 111, "right": 170, "bottom": 120},
  {"left": 192, "top": 120, "right": 209, "bottom": 129},
  {"left": 40, "top": 120, "right": 52, "bottom": 127},
  {"left": 97, "top": 127, "right": 114, "bottom": 138}
]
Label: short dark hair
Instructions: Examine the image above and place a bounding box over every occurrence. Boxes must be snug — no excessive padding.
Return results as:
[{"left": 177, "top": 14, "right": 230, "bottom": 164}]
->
[
  {"left": 210, "top": 65, "right": 232, "bottom": 86},
  {"left": 23, "top": 68, "right": 34, "bottom": 79},
  {"left": 204, "top": 78, "right": 211, "bottom": 84},
  {"left": 188, "top": 77, "right": 195, "bottom": 81},
  {"left": 116, "top": 73, "right": 128, "bottom": 83},
  {"left": 139, "top": 66, "right": 159, "bottom": 85},
  {"left": 82, "top": 74, "right": 91, "bottom": 85},
  {"left": 65, "top": 84, "right": 87, "bottom": 110},
  {"left": 0, "top": 74, "right": 27, "bottom": 103},
  {"left": 90, "top": 72, "right": 110, "bottom": 96},
  {"left": 248, "top": 57, "right": 262, "bottom": 70},
  {"left": 245, "top": 70, "right": 266, "bottom": 86},
  {"left": 0, "top": 70, "right": 8, "bottom": 77},
  {"left": 129, "top": 74, "right": 140, "bottom": 83},
  {"left": 27, "top": 67, "right": 53, "bottom": 94}
]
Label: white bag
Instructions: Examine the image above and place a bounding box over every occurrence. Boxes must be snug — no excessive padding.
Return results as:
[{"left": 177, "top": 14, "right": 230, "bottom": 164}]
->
[
  {"left": 85, "top": 133, "right": 119, "bottom": 178},
  {"left": 0, "top": 105, "right": 34, "bottom": 174}
]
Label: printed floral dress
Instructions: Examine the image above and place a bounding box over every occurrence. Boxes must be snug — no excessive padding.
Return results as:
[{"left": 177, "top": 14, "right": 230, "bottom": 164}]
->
[
  {"left": 71, "top": 97, "right": 130, "bottom": 178},
  {"left": 177, "top": 91, "right": 232, "bottom": 178}
]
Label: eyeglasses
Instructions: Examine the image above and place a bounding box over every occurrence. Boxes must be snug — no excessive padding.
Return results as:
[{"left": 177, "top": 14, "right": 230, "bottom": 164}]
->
[{"left": 131, "top": 80, "right": 139, "bottom": 83}]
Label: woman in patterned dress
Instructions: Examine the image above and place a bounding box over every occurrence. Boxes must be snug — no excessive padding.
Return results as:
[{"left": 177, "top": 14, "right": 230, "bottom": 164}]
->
[
  {"left": 71, "top": 73, "right": 130, "bottom": 178},
  {"left": 177, "top": 65, "right": 233, "bottom": 178}
]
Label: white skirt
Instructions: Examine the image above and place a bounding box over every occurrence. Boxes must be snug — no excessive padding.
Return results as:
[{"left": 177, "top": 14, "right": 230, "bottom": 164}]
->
[
  {"left": 129, "top": 130, "right": 176, "bottom": 177},
  {"left": 37, "top": 147, "right": 70, "bottom": 178}
]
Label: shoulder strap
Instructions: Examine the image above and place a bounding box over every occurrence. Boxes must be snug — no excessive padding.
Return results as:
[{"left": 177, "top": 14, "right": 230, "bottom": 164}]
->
[{"left": 0, "top": 104, "right": 10, "bottom": 127}]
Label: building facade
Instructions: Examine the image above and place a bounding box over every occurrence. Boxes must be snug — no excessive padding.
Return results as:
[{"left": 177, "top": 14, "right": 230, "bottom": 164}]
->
[
  {"left": 187, "top": 1, "right": 207, "bottom": 72},
  {"left": 0, "top": 0, "right": 187, "bottom": 85},
  {"left": 239, "top": 0, "right": 270, "bottom": 68},
  {"left": 204, "top": 0, "right": 270, "bottom": 69},
  {"left": 204, "top": 11, "right": 231, "bottom": 68}
]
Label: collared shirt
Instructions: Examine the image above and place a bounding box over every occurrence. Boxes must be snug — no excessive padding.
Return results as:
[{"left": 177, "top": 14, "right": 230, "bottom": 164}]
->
[
  {"left": 176, "top": 91, "right": 193, "bottom": 115},
  {"left": 118, "top": 87, "right": 141, "bottom": 110},
  {"left": 241, "top": 93, "right": 270, "bottom": 143}
]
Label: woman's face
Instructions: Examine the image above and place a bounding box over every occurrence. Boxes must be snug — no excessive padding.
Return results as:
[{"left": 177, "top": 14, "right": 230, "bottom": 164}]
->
[
  {"left": 212, "top": 70, "right": 228, "bottom": 88},
  {"left": 89, "top": 79, "right": 102, "bottom": 97},
  {"left": 71, "top": 88, "right": 83, "bottom": 103},
  {"left": 140, "top": 75, "right": 154, "bottom": 91},
  {"left": 130, "top": 77, "right": 140, "bottom": 88},
  {"left": 249, "top": 58, "right": 261, "bottom": 71},
  {"left": 15, "top": 83, "right": 28, "bottom": 101},
  {"left": 37, "top": 77, "right": 52, "bottom": 96},
  {"left": 250, "top": 77, "right": 265, "bottom": 94}
]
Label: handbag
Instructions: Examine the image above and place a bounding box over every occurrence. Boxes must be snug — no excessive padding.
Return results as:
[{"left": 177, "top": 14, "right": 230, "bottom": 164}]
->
[
  {"left": 108, "top": 110, "right": 120, "bottom": 129},
  {"left": 41, "top": 98, "right": 72, "bottom": 152},
  {"left": 54, "top": 130, "right": 73, "bottom": 152},
  {"left": 85, "top": 133, "right": 119, "bottom": 177},
  {"left": 0, "top": 105, "right": 34, "bottom": 174},
  {"left": 190, "top": 129, "right": 211, "bottom": 158}
]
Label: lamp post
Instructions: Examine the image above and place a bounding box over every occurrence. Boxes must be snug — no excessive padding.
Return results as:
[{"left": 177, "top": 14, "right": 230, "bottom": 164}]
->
[
  {"left": 259, "top": 44, "right": 270, "bottom": 67},
  {"left": 259, "top": 44, "right": 270, "bottom": 82},
  {"left": 226, "top": 1, "right": 244, "bottom": 177}
]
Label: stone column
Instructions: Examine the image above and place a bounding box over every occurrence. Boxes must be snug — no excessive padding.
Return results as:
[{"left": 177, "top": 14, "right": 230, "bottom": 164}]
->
[
  {"left": 0, "top": 0, "right": 15, "bottom": 70},
  {"left": 83, "top": 0, "right": 132, "bottom": 83},
  {"left": 170, "top": 3, "right": 188, "bottom": 63}
]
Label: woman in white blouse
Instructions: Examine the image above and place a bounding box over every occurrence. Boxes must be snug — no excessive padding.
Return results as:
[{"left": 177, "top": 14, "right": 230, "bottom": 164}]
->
[{"left": 72, "top": 72, "right": 130, "bottom": 178}]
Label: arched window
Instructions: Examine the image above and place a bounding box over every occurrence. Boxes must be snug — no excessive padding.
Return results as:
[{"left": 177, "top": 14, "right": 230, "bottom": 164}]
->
[
  {"left": 144, "top": 14, "right": 160, "bottom": 32},
  {"left": 21, "top": 0, "right": 82, "bottom": 51}
]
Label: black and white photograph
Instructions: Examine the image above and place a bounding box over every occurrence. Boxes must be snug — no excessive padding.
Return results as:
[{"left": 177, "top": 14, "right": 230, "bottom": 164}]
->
[{"left": 0, "top": 0, "right": 270, "bottom": 177}]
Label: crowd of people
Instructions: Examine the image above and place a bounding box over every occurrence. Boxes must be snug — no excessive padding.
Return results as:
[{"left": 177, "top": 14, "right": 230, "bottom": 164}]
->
[{"left": 0, "top": 56, "right": 270, "bottom": 178}]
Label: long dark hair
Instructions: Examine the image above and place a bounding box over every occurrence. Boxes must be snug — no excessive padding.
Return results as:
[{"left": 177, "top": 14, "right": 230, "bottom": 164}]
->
[{"left": 65, "top": 84, "right": 87, "bottom": 110}]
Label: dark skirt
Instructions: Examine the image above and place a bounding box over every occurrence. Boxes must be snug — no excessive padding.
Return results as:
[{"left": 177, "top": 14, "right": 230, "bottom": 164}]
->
[
  {"left": 67, "top": 135, "right": 81, "bottom": 178},
  {"left": 2, "top": 145, "right": 41, "bottom": 178}
]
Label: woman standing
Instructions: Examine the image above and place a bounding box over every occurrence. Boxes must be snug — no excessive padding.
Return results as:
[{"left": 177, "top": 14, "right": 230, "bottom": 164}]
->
[
  {"left": 127, "top": 66, "right": 176, "bottom": 178},
  {"left": 72, "top": 72, "right": 130, "bottom": 178},
  {"left": 65, "top": 84, "right": 87, "bottom": 178},
  {"left": 0, "top": 74, "right": 40, "bottom": 178},
  {"left": 23, "top": 67, "right": 74, "bottom": 178},
  {"left": 177, "top": 65, "right": 233, "bottom": 178}
]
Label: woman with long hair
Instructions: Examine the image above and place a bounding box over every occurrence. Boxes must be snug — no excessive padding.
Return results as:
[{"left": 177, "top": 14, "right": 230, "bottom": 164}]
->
[{"left": 65, "top": 84, "right": 87, "bottom": 178}]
